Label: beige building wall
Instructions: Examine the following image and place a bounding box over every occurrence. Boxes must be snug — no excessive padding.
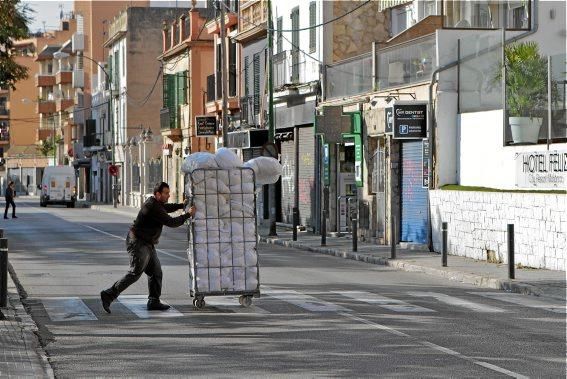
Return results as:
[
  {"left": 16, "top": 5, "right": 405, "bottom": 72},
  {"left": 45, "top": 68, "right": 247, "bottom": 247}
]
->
[{"left": 331, "top": 1, "right": 389, "bottom": 62}]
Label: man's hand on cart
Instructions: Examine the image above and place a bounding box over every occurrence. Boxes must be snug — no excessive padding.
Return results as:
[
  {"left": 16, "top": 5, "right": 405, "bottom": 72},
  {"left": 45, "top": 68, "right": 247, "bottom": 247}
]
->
[{"left": 186, "top": 205, "right": 196, "bottom": 217}]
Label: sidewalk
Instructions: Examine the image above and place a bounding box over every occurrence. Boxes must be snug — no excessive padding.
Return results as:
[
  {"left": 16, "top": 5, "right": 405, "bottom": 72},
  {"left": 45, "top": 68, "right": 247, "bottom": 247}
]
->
[
  {"left": 0, "top": 264, "right": 53, "bottom": 378},
  {"left": 89, "top": 204, "right": 566, "bottom": 302}
]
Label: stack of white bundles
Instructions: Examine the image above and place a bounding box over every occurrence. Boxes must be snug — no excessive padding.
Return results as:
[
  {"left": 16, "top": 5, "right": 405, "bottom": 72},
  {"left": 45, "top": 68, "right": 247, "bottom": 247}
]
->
[
  {"left": 243, "top": 156, "right": 282, "bottom": 186},
  {"left": 184, "top": 148, "right": 260, "bottom": 295}
]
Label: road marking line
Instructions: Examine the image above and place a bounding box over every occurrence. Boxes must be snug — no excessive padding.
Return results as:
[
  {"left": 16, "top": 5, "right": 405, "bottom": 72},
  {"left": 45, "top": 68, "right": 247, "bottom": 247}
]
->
[
  {"left": 204, "top": 296, "right": 270, "bottom": 314},
  {"left": 42, "top": 297, "right": 98, "bottom": 322},
  {"left": 407, "top": 291, "right": 505, "bottom": 313},
  {"left": 335, "top": 291, "right": 436, "bottom": 313},
  {"left": 262, "top": 288, "right": 351, "bottom": 312},
  {"left": 81, "top": 224, "right": 188, "bottom": 262},
  {"left": 340, "top": 313, "right": 528, "bottom": 379},
  {"left": 117, "top": 295, "right": 183, "bottom": 319},
  {"left": 470, "top": 292, "right": 566, "bottom": 314}
]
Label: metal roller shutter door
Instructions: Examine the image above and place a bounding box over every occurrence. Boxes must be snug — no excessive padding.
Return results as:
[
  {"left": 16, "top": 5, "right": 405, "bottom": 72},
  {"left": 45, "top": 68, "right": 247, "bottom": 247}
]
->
[{"left": 400, "top": 141, "right": 428, "bottom": 244}]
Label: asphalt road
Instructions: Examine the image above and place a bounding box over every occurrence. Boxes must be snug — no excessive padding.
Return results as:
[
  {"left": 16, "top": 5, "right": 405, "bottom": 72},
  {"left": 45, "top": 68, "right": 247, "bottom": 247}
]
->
[{"left": 4, "top": 200, "right": 566, "bottom": 378}]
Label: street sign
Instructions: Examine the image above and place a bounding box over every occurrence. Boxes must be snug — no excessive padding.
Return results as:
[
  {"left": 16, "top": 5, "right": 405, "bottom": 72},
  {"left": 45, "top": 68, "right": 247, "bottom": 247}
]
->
[
  {"left": 195, "top": 116, "right": 217, "bottom": 137},
  {"left": 385, "top": 107, "right": 393, "bottom": 134},
  {"left": 393, "top": 103, "right": 427, "bottom": 139},
  {"left": 422, "top": 139, "right": 430, "bottom": 188}
]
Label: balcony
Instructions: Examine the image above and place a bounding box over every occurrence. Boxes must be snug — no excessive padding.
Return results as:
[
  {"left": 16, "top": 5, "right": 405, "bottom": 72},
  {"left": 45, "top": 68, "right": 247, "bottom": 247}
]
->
[
  {"left": 0, "top": 128, "right": 10, "bottom": 143},
  {"left": 56, "top": 70, "right": 72, "bottom": 84},
  {"left": 240, "top": 95, "right": 260, "bottom": 126},
  {"left": 325, "top": 52, "right": 373, "bottom": 100},
  {"left": 273, "top": 50, "right": 318, "bottom": 89},
  {"left": 56, "top": 98, "right": 74, "bottom": 112},
  {"left": 37, "top": 100, "right": 56, "bottom": 114},
  {"left": 237, "top": 1, "right": 267, "bottom": 42},
  {"left": 0, "top": 86, "right": 8, "bottom": 94},
  {"left": 0, "top": 108, "right": 8, "bottom": 118},
  {"left": 35, "top": 73, "right": 55, "bottom": 87},
  {"left": 206, "top": 13, "right": 238, "bottom": 35},
  {"left": 376, "top": 33, "right": 436, "bottom": 91}
]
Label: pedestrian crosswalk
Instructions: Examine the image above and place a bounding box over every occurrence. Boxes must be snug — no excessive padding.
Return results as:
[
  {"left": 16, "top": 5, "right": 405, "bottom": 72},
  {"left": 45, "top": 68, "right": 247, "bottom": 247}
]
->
[{"left": 39, "top": 290, "right": 566, "bottom": 322}]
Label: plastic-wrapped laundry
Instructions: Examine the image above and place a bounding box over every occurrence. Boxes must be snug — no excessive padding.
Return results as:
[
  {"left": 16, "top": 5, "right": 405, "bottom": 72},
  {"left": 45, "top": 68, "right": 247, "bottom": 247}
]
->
[
  {"left": 220, "top": 243, "right": 234, "bottom": 267},
  {"left": 208, "top": 268, "right": 221, "bottom": 292},
  {"left": 195, "top": 268, "right": 209, "bottom": 292},
  {"left": 221, "top": 267, "right": 234, "bottom": 291},
  {"left": 244, "top": 243, "right": 258, "bottom": 266},
  {"left": 231, "top": 242, "right": 245, "bottom": 266},
  {"left": 230, "top": 182, "right": 255, "bottom": 194},
  {"left": 245, "top": 267, "right": 259, "bottom": 291},
  {"left": 182, "top": 152, "right": 218, "bottom": 173},
  {"left": 233, "top": 267, "right": 245, "bottom": 290},
  {"left": 243, "top": 157, "right": 282, "bottom": 185},
  {"left": 215, "top": 147, "right": 243, "bottom": 169}
]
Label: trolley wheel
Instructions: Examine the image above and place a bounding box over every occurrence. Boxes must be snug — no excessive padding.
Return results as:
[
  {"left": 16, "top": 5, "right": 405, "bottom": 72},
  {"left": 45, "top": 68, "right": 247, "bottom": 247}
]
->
[
  {"left": 239, "top": 295, "right": 252, "bottom": 308},
  {"left": 193, "top": 297, "right": 205, "bottom": 309}
]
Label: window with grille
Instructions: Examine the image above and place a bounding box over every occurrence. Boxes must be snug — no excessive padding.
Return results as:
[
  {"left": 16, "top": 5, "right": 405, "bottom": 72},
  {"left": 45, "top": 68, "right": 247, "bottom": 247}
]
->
[{"left": 309, "top": 2, "right": 316, "bottom": 53}]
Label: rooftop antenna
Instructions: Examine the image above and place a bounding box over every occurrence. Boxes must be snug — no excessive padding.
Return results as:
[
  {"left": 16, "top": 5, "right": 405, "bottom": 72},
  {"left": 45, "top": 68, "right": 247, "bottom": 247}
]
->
[
  {"left": 59, "top": 4, "right": 64, "bottom": 20},
  {"left": 42, "top": 21, "right": 46, "bottom": 33}
]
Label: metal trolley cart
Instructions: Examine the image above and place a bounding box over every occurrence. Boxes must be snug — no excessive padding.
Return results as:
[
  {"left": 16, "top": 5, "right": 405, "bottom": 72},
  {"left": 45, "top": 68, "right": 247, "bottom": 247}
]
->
[{"left": 185, "top": 167, "right": 260, "bottom": 309}]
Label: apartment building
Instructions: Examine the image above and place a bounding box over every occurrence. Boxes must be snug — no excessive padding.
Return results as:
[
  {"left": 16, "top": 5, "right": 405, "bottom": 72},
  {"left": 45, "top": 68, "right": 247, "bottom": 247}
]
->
[
  {"left": 159, "top": 5, "right": 215, "bottom": 205},
  {"left": 4, "top": 17, "right": 76, "bottom": 194}
]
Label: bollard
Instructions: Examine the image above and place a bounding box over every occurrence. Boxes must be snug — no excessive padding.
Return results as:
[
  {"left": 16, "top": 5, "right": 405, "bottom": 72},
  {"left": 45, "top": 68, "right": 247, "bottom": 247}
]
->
[
  {"left": 390, "top": 214, "right": 396, "bottom": 259},
  {"left": 321, "top": 187, "right": 329, "bottom": 246},
  {"left": 442, "top": 222, "right": 448, "bottom": 267},
  {"left": 508, "top": 224, "right": 515, "bottom": 279},
  {"left": 352, "top": 217, "right": 358, "bottom": 252},
  {"left": 0, "top": 238, "right": 7, "bottom": 308},
  {"left": 292, "top": 207, "right": 299, "bottom": 241},
  {"left": 0, "top": 228, "right": 3, "bottom": 238},
  {"left": 350, "top": 198, "right": 358, "bottom": 252}
]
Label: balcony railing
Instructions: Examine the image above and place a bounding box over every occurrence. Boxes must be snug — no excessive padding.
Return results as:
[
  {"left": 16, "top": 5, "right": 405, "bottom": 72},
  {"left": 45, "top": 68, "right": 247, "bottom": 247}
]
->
[
  {"left": 56, "top": 98, "right": 74, "bottom": 112},
  {"left": 240, "top": 94, "right": 260, "bottom": 126},
  {"left": 326, "top": 52, "right": 373, "bottom": 100},
  {"left": 0, "top": 108, "right": 8, "bottom": 116},
  {"left": 376, "top": 33, "right": 437, "bottom": 91},
  {"left": 37, "top": 100, "right": 56, "bottom": 114},
  {"left": 35, "top": 73, "right": 56, "bottom": 87},
  {"left": 56, "top": 70, "right": 72, "bottom": 84},
  {"left": 206, "top": 74, "right": 216, "bottom": 103},
  {"left": 273, "top": 50, "right": 318, "bottom": 89},
  {"left": 240, "top": 0, "right": 267, "bottom": 34}
]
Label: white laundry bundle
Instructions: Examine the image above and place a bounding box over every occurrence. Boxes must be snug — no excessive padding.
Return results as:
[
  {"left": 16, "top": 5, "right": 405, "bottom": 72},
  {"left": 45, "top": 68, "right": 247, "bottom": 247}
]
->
[
  {"left": 215, "top": 147, "right": 242, "bottom": 169},
  {"left": 182, "top": 152, "right": 218, "bottom": 173},
  {"left": 243, "top": 157, "right": 282, "bottom": 186}
]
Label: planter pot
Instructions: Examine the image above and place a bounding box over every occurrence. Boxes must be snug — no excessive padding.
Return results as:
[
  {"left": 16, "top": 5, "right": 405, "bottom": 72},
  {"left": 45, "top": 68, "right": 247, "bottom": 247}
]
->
[{"left": 509, "top": 117, "right": 542, "bottom": 144}]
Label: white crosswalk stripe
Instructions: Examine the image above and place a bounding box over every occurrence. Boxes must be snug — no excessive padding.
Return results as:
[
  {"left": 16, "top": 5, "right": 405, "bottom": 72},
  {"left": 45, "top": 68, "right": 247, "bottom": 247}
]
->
[
  {"left": 204, "top": 296, "right": 270, "bottom": 314},
  {"left": 43, "top": 297, "right": 98, "bottom": 321},
  {"left": 407, "top": 292, "right": 505, "bottom": 313},
  {"left": 470, "top": 292, "right": 567, "bottom": 314},
  {"left": 335, "top": 291, "right": 436, "bottom": 313},
  {"left": 117, "top": 295, "right": 183, "bottom": 319},
  {"left": 263, "top": 288, "right": 351, "bottom": 312}
]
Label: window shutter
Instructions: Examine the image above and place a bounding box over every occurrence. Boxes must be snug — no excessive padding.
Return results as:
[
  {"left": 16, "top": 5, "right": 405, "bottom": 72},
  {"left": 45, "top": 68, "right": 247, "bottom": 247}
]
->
[
  {"left": 167, "top": 74, "right": 176, "bottom": 128},
  {"left": 244, "top": 56, "right": 249, "bottom": 97},
  {"left": 253, "top": 53, "right": 260, "bottom": 116},
  {"left": 277, "top": 17, "right": 283, "bottom": 54},
  {"left": 309, "top": 2, "right": 316, "bottom": 53},
  {"left": 163, "top": 73, "right": 169, "bottom": 108}
]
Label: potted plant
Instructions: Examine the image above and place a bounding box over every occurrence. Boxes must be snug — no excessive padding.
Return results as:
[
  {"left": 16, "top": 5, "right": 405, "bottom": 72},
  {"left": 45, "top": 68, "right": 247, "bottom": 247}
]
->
[{"left": 501, "top": 41, "right": 549, "bottom": 144}]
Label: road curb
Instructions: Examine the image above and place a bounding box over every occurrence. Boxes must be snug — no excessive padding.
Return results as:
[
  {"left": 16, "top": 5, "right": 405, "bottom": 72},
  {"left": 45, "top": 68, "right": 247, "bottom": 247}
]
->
[
  {"left": 7, "top": 262, "right": 55, "bottom": 379},
  {"left": 260, "top": 237, "right": 548, "bottom": 299}
]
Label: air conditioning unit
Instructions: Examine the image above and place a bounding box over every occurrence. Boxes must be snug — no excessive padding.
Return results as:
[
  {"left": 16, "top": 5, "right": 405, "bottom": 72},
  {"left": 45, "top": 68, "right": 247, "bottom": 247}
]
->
[
  {"left": 72, "top": 33, "right": 84, "bottom": 52},
  {"left": 73, "top": 69, "right": 84, "bottom": 88}
]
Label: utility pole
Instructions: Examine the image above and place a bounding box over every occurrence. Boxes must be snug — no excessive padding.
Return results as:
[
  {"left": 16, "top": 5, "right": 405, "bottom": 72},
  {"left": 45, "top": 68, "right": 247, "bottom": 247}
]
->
[
  {"left": 267, "top": 0, "right": 277, "bottom": 236},
  {"left": 219, "top": 0, "right": 229, "bottom": 147}
]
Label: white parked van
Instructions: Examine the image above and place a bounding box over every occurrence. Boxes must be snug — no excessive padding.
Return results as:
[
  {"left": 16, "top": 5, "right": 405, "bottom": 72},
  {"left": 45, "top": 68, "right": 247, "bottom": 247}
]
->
[{"left": 39, "top": 166, "right": 77, "bottom": 208}]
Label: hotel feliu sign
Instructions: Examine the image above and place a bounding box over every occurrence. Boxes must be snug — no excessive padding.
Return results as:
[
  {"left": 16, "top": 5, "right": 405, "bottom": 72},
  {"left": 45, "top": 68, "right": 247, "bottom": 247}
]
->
[{"left": 515, "top": 150, "right": 567, "bottom": 189}]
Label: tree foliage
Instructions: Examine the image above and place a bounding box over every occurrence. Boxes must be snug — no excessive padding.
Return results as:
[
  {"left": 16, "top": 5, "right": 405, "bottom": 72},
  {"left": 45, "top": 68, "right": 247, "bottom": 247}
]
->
[
  {"left": 0, "top": 0, "right": 31, "bottom": 90},
  {"left": 37, "top": 136, "right": 63, "bottom": 158}
]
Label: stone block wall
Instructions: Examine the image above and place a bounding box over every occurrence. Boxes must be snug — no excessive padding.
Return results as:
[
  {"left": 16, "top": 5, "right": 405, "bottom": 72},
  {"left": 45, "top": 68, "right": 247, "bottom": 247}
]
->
[{"left": 430, "top": 190, "right": 566, "bottom": 271}]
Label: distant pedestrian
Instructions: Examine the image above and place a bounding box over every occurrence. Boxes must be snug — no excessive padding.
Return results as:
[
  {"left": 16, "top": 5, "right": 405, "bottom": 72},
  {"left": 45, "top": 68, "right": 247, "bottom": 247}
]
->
[
  {"left": 4, "top": 181, "right": 17, "bottom": 219},
  {"left": 100, "top": 182, "right": 195, "bottom": 313}
]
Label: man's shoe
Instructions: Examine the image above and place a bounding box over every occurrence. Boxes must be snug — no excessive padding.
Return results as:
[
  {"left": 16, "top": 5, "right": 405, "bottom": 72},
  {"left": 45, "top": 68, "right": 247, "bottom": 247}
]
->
[
  {"left": 3, "top": 216, "right": 7, "bottom": 219},
  {"left": 147, "top": 299, "right": 170, "bottom": 311},
  {"left": 12, "top": 216, "right": 17, "bottom": 219},
  {"left": 100, "top": 291, "right": 113, "bottom": 314}
]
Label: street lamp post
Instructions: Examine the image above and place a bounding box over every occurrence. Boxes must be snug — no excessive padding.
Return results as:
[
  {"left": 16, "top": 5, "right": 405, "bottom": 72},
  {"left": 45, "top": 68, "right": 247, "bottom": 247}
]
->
[{"left": 53, "top": 51, "right": 117, "bottom": 207}]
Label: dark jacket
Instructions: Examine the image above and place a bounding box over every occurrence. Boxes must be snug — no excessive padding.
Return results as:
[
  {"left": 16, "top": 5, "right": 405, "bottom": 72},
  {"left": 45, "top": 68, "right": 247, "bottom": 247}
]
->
[
  {"left": 5, "top": 187, "right": 14, "bottom": 200},
  {"left": 131, "top": 197, "right": 190, "bottom": 245}
]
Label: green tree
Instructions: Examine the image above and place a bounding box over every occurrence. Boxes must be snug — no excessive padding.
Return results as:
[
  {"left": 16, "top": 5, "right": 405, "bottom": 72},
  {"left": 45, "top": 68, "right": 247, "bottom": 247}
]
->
[{"left": 0, "top": 0, "right": 31, "bottom": 90}]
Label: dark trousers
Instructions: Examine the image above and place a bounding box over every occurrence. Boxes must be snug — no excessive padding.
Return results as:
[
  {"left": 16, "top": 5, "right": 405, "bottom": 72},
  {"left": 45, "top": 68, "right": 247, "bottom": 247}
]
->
[
  {"left": 4, "top": 198, "right": 15, "bottom": 218},
  {"left": 104, "top": 232, "right": 162, "bottom": 301}
]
